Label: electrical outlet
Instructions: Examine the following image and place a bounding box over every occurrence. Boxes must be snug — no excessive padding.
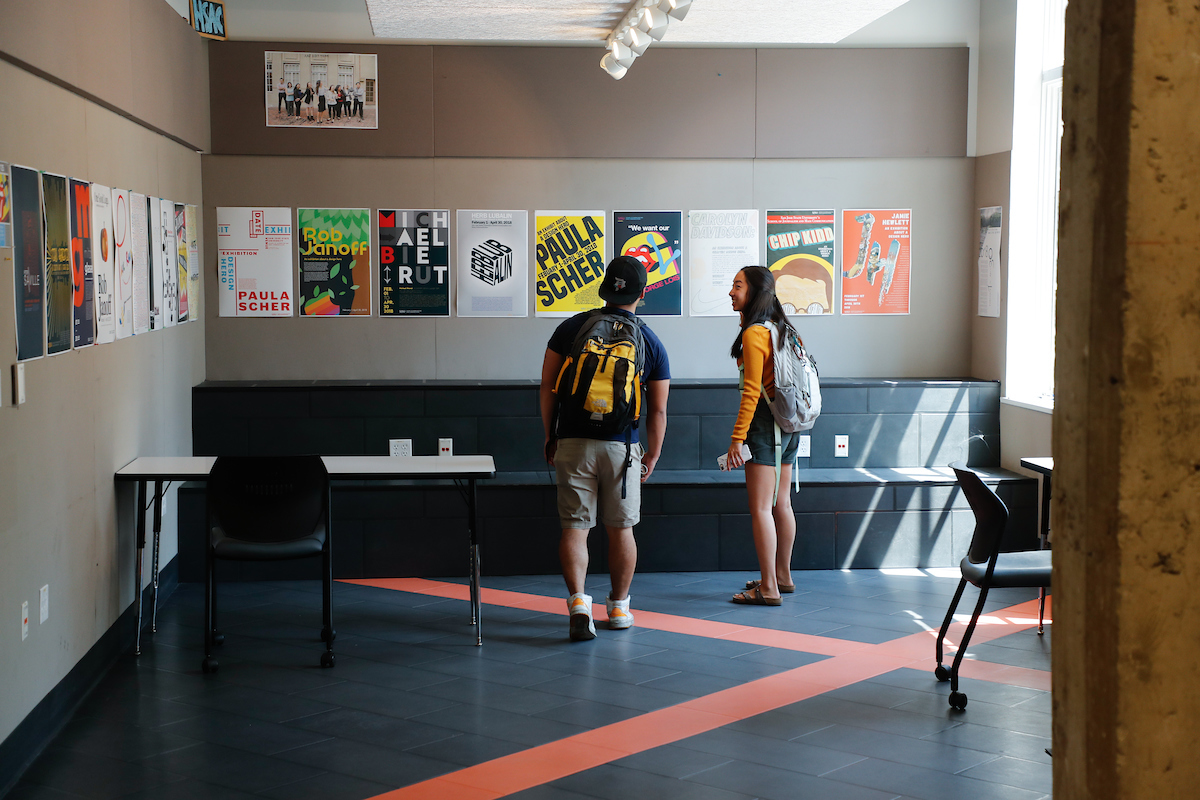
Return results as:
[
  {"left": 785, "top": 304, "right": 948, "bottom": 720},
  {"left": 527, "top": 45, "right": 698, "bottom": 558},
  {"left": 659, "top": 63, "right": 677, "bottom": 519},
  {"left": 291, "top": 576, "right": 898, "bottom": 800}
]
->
[
  {"left": 39, "top": 585, "right": 48, "bottom": 623},
  {"left": 797, "top": 435, "right": 811, "bottom": 458},
  {"left": 834, "top": 435, "right": 849, "bottom": 458},
  {"left": 389, "top": 438, "right": 413, "bottom": 457},
  {"left": 438, "top": 438, "right": 453, "bottom": 456},
  {"left": 13, "top": 363, "right": 25, "bottom": 406},
  {"left": 21, "top": 601, "right": 29, "bottom": 640}
]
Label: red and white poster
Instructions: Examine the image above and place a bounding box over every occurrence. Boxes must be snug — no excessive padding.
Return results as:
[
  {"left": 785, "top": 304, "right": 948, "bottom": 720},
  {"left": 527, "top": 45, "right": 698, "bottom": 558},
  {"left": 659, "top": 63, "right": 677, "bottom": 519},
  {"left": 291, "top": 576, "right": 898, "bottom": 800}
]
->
[
  {"left": 840, "top": 208, "right": 910, "bottom": 315},
  {"left": 217, "top": 207, "right": 294, "bottom": 316}
]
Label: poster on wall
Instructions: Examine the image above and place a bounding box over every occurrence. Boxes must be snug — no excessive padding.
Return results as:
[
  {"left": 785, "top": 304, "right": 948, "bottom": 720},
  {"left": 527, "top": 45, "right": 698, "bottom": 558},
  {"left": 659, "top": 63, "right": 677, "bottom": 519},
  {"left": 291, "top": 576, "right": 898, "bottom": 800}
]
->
[
  {"left": 265, "top": 52, "right": 378, "bottom": 129},
  {"left": 217, "top": 207, "right": 293, "bottom": 317},
  {"left": 185, "top": 204, "right": 200, "bottom": 320},
  {"left": 91, "top": 184, "right": 115, "bottom": 344},
  {"left": 298, "top": 208, "right": 371, "bottom": 316},
  {"left": 112, "top": 189, "right": 135, "bottom": 339},
  {"left": 456, "top": 209, "right": 528, "bottom": 318},
  {"left": 688, "top": 209, "right": 758, "bottom": 317},
  {"left": 12, "top": 166, "right": 43, "bottom": 360},
  {"left": 41, "top": 173, "right": 72, "bottom": 355},
  {"left": 159, "top": 199, "right": 178, "bottom": 327},
  {"left": 149, "top": 197, "right": 164, "bottom": 328},
  {"left": 765, "top": 210, "right": 837, "bottom": 316},
  {"left": 174, "top": 203, "right": 189, "bottom": 323},
  {"left": 69, "top": 178, "right": 94, "bottom": 348},
  {"left": 378, "top": 209, "right": 450, "bottom": 317},
  {"left": 841, "top": 208, "right": 911, "bottom": 315},
  {"left": 613, "top": 211, "right": 682, "bottom": 316},
  {"left": 0, "top": 162, "right": 12, "bottom": 248},
  {"left": 534, "top": 211, "right": 606, "bottom": 318},
  {"left": 131, "top": 193, "right": 150, "bottom": 335},
  {"left": 978, "top": 206, "right": 1002, "bottom": 318}
]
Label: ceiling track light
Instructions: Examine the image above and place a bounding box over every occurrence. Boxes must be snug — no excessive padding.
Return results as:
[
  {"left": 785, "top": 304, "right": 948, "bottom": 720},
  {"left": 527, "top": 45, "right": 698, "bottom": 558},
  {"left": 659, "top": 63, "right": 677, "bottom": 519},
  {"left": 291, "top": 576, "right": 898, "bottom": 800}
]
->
[
  {"left": 601, "top": 0, "right": 688, "bottom": 79},
  {"left": 638, "top": 6, "right": 669, "bottom": 40},
  {"left": 600, "top": 51, "right": 628, "bottom": 80}
]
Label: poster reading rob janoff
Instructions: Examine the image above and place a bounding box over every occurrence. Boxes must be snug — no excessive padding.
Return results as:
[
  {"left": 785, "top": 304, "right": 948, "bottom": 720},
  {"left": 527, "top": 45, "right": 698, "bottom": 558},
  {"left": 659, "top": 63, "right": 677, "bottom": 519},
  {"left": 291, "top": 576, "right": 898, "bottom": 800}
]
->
[
  {"left": 298, "top": 208, "right": 371, "bottom": 316},
  {"left": 378, "top": 209, "right": 450, "bottom": 317},
  {"left": 841, "top": 208, "right": 911, "bottom": 315},
  {"left": 534, "top": 211, "right": 606, "bottom": 318},
  {"left": 765, "top": 210, "right": 837, "bottom": 316},
  {"left": 613, "top": 211, "right": 682, "bottom": 316}
]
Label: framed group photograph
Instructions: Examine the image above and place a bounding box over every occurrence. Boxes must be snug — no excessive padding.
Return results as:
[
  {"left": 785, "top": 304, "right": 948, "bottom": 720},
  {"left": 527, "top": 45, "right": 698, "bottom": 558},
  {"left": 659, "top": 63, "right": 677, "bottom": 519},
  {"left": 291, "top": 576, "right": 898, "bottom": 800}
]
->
[{"left": 265, "top": 51, "right": 378, "bottom": 129}]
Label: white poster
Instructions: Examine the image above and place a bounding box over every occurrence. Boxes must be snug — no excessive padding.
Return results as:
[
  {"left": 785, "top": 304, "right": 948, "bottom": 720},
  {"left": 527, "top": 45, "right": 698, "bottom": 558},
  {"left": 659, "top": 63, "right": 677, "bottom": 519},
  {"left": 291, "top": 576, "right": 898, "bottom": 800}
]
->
[
  {"left": 160, "top": 200, "right": 177, "bottom": 327},
  {"left": 186, "top": 204, "right": 200, "bottom": 322},
  {"left": 688, "top": 209, "right": 759, "bottom": 317},
  {"left": 217, "top": 207, "right": 294, "bottom": 317},
  {"left": 149, "top": 197, "right": 165, "bottom": 330},
  {"left": 91, "top": 184, "right": 115, "bottom": 344},
  {"left": 130, "top": 193, "right": 150, "bottom": 335},
  {"left": 456, "top": 210, "right": 528, "bottom": 318},
  {"left": 978, "top": 206, "right": 1002, "bottom": 318},
  {"left": 111, "top": 189, "right": 134, "bottom": 339}
]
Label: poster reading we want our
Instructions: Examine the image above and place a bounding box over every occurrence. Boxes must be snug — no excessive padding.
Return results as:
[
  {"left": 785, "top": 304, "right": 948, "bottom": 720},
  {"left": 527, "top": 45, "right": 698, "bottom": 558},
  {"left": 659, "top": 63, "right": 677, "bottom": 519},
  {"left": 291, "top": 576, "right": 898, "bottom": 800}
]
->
[{"left": 534, "top": 211, "right": 606, "bottom": 318}]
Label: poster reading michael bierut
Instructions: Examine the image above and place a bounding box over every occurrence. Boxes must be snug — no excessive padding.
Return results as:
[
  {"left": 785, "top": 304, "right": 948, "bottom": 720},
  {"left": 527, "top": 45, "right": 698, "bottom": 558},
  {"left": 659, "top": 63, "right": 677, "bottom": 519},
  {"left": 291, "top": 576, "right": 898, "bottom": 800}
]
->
[
  {"left": 688, "top": 209, "right": 758, "bottom": 317},
  {"left": 217, "top": 207, "right": 294, "bottom": 317},
  {"left": 265, "top": 52, "right": 378, "bottom": 129},
  {"left": 456, "top": 210, "right": 528, "bottom": 318},
  {"left": 379, "top": 209, "right": 450, "bottom": 317}
]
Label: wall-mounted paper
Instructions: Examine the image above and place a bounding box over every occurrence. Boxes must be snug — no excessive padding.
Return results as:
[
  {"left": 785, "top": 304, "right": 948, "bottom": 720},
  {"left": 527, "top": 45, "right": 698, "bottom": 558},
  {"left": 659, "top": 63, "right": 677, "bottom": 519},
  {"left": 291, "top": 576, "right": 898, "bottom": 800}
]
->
[
  {"left": 978, "top": 206, "right": 1002, "bottom": 318},
  {"left": 174, "top": 203, "right": 189, "bottom": 323},
  {"left": 613, "top": 211, "right": 682, "bottom": 317},
  {"left": 217, "top": 206, "right": 294, "bottom": 317},
  {"left": 92, "top": 184, "right": 115, "bottom": 343},
  {"left": 688, "top": 209, "right": 758, "bottom": 317},
  {"left": 456, "top": 210, "right": 528, "bottom": 318},
  {"left": 379, "top": 209, "right": 450, "bottom": 317},
  {"left": 841, "top": 208, "right": 911, "bottom": 316},
  {"left": 765, "top": 210, "right": 837, "bottom": 316},
  {"left": 131, "top": 193, "right": 150, "bottom": 335},
  {"left": 534, "top": 211, "right": 606, "bottom": 318},
  {"left": 42, "top": 172, "right": 71, "bottom": 354},
  {"left": 112, "top": 188, "right": 134, "bottom": 339},
  {"left": 298, "top": 208, "right": 371, "bottom": 316},
  {"left": 185, "top": 204, "right": 200, "bottom": 321},
  {"left": 159, "top": 199, "right": 178, "bottom": 327},
  {"left": 69, "top": 179, "right": 94, "bottom": 348}
]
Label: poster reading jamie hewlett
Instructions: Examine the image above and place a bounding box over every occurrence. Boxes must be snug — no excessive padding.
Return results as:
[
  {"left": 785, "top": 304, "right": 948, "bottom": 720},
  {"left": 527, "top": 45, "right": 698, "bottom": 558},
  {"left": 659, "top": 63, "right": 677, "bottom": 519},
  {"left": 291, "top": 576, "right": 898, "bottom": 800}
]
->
[
  {"left": 379, "top": 209, "right": 450, "bottom": 317},
  {"left": 69, "top": 179, "right": 94, "bottom": 348},
  {"left": 91, "top": 184, "right": 115, "bottom": 344},
  {"left": 131, "top": 193, "right": 150, "bottom": 335},
  {"left": 456, "top": 210, "right": 528, "bottom": 318},
  {"left": 0, "top": 162, "right": 12, "bottom": 248},
  {"left": 112, "top": 189, "right": 134, "bottom": 339},
  {"left": 841, "top": 208, "right": 911, "bottom": 315},
  {"left": 265, "top": 52, "right": 378, "bottom": 129},
  {"left": 613, "top": 211, "right": 682, "bottom": 316},
  {"left": 41, "top": 172, "right": 71, "bottom": 355},
  {"left": 534, "top": 211, "right": 606, "bottom": 318},
  {"left": 688, "top": 209, "right": 758, "bottom": 317},
  {"left": 298, "top": 208, "right": 371, "bottom": 316},
  {"left": 217, "top": 207, "right": 293, "bottom": 317},
  {"left": 766, "top": 210, "right": 837, "bottom": 316}
]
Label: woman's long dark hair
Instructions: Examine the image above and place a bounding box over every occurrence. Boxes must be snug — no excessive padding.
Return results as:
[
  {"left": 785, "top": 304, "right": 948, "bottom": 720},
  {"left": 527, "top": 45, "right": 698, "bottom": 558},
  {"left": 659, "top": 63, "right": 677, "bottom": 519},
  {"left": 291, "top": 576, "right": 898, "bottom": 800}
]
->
[{"left": 730, "top": 266, "right": 800, "bottom": 359}]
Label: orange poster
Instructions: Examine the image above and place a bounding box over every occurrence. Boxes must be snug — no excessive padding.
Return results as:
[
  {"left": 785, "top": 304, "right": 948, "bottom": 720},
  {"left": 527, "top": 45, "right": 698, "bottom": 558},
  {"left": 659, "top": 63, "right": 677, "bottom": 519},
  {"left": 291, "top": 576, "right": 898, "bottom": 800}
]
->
[{"left": 840, "top": 208, "right": 911, "bottom": 315}]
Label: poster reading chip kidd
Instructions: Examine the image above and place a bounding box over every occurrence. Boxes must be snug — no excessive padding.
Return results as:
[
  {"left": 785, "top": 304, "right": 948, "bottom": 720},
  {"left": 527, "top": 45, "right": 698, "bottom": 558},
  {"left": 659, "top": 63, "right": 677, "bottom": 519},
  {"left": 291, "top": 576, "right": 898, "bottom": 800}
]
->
[
  {"left": 841, "top": 208, "right": 911, "bottom": 315},
  {"left": 217, "top": 207, "right": 293, "bottom": 317},
  {"left": 456, "top": 210, "right": 528, "bottom": 318},
  {"left": 613, "top": 211, "right": 682, "bottom": 316},
  {"left": 534, "top": 211, "right": 606, "bottom": 318},
  {"left": 298, "top": 208, "right": 371, "bottom": 316},
  {"left": 688, "top": 209, "right": 758, "bottom": 317},
  {"left": 766, "top": 210, "right": 837, "bottom": 316},
  {"left": 379, "top": 209, "right": 450, "bottom": 317}
]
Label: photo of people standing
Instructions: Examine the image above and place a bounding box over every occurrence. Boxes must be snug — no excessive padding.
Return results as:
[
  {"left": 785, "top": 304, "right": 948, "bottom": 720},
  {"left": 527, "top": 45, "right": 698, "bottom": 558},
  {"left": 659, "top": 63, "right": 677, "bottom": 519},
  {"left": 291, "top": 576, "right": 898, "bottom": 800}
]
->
[{"left": 264, "top": 52, "right": 378, "bottom": 129}]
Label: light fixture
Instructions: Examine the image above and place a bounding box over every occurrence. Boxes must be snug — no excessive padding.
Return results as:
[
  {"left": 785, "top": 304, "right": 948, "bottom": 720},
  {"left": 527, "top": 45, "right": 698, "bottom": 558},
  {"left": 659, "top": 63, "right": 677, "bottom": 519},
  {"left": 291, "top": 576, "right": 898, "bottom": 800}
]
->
[
  {"left": 610, "top": 40, "right": 636, "bottom": 68},
  {"left": 659, "top": 0, "right": 691, "bottom": 21},
  {"left": 624, "top": 27, "right": 652, "bottom": 55},
  {"left": 600, "top": 0, "right": 689, "bottom": 79},
  {"left": 637, "top": 6, "right": 669, "bottom": 41},
  {"left": 600, "top": 51, "right": 628, "bottom": 80}
]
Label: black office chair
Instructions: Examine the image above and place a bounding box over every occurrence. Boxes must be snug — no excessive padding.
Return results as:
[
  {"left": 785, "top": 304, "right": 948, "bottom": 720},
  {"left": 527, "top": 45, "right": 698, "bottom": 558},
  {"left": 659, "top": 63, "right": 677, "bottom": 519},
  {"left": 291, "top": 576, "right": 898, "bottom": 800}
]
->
[
  {"left": 202, "top": 455, "right": 334, "bottom": 673},
  {"left": 934, "top": 461, "right": 1051, "bottom": 709}
]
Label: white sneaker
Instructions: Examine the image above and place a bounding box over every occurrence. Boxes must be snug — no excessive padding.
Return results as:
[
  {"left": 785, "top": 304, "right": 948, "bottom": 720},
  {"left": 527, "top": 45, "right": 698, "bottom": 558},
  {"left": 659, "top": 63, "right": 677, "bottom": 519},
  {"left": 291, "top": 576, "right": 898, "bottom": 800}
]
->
[
  {"left": 567, "top": 593, "right": 596, "bottom": 641},
  {"left": 606, "top": 595, "right": 634, "bottom": 630}
]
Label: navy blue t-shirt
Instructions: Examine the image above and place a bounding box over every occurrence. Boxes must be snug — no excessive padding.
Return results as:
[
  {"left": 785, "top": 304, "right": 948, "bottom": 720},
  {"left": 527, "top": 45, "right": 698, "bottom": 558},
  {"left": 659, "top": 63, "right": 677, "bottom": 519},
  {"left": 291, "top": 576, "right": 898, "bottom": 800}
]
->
[{"left": 547, "top": 308, "right": 670, "bottom": 443}]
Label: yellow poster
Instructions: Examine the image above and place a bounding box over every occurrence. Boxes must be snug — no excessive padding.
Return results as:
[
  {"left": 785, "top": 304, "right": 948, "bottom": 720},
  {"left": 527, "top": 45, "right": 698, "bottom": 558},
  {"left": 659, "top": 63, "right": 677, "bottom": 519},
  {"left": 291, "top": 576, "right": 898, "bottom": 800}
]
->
[{"left": 534, "top": 211, "right": 606, "bottom": 317}]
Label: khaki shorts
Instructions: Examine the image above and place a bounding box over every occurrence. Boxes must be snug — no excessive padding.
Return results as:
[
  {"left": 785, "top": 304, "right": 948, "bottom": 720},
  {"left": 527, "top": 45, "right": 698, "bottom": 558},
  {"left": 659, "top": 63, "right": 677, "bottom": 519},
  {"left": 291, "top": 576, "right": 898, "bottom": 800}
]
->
[{"left": 554, "top": 438, "right": 643, "bottom": 529}]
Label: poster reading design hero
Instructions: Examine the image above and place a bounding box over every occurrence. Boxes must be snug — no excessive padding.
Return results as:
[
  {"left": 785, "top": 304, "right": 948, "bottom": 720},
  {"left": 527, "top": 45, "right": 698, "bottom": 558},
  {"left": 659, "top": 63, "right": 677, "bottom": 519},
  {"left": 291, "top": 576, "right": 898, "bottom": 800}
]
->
[
  {"left": 765, "top": 210, "right": 837, "bottom": 316},
  {"left": 217, "top": 207, "right": 293, "bottom": 317},
  {"left": 688, "top": 209, "right": 758, "bottom": 317},
  {"left": 456, "top": 210, "right": 528, "bottom": 318},
  {"left": 613, "top": 211, "right": 682, "bottom": 316},
  {"left": 42, "top": 173, "right": 72, "bottom": 355},
  {"left": 841, "top": 208, "right": 911, "bottom": 315},
  {"left": 12, "top": 166, "right": 44, "bottom": 360},
  {"left": 298, "top": 208, "right": 371, "bottom": 316},
  {"left": 534, "top": 211, "right": 606, "bottom": 318},
  {"left": 69, "top": 179, "right": 94, "bottom": 348},
  {"left": 378, "top": 209, "right": 450, "bottom": 317}
]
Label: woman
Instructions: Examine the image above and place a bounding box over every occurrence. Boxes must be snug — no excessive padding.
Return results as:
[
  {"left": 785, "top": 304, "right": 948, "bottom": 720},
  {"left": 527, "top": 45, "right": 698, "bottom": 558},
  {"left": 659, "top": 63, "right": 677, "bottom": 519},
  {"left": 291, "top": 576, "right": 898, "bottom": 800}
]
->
[
  {"left": 285, "top": 82, "right": 294, "bottom": 117},
  {"left": 293, "top": 82, "right": 303, "bottom": 120},
  {"left": 723, "top": 266, "right": 800, "bottom": 606},
  {"left": 303, "top": 83, "right": 314, "bottom": 121},
  {"left": 316, "top": 80, "right": 325, "bottom": 122}
]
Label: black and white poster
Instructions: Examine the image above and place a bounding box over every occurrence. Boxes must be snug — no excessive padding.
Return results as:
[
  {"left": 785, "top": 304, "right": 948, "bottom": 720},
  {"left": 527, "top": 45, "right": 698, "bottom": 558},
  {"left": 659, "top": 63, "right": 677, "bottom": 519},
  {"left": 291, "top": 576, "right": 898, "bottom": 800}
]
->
[
  {"left": 456, "top": 210, "right": 528, "bottom": 318},
  {"left": 378, "top": 209, "right": 450, "bottom": 317}
]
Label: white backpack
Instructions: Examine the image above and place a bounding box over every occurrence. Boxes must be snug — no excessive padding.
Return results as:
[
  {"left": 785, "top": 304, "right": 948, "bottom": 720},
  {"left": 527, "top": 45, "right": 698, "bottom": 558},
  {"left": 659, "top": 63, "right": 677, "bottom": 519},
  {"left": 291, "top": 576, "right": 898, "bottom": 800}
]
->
[{"left": 757, "top": 321, "right": 822, "bottom": 432}]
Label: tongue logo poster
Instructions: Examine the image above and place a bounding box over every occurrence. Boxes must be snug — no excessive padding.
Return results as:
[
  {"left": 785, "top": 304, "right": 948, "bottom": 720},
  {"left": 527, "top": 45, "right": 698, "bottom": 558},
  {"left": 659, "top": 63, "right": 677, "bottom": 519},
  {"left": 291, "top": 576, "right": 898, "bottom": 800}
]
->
[
  {"left": 42, "top": 172, "right": 72, "bottom": 355},
  {"left": 534, "top": 211, "right": 606, "bottom": 318},
  {"left": 378, "top": 209, "right": 450, "bottom": 317},
  {"left": 69, "top": 178, "right": 94, "bottom": 348},
  {"left": 613, "top": 211, "right": 682, "bottom": 316},
  {"left": 298, "top": 208, "right": 371, "bottom": 316}
]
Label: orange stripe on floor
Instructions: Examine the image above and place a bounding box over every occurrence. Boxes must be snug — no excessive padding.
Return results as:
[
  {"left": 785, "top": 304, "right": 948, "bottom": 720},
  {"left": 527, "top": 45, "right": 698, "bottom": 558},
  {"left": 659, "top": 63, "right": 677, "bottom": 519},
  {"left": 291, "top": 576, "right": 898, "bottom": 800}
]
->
[{"left": 346, "top": 579, "right": 1052, "bottom": 800}]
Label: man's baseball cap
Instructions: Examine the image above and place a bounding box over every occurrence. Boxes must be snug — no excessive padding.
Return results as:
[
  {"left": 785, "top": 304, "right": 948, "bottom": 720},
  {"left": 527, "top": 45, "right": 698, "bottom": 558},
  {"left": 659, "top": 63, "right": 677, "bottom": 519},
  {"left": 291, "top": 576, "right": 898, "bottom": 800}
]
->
[{"left": 598, "top": 255, "right": 647, "bottom": 305}]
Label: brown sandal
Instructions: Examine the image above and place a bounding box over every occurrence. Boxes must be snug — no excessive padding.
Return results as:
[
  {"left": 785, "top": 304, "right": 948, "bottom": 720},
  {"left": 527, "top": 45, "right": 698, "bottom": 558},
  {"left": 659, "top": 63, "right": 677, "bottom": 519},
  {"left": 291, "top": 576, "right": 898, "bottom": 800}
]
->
[
  {"left": 731, "top": 587, "right": 782, "bottom": 606},
  {"left": 745, "top": 579, "right": 795, "bottom": 594}
]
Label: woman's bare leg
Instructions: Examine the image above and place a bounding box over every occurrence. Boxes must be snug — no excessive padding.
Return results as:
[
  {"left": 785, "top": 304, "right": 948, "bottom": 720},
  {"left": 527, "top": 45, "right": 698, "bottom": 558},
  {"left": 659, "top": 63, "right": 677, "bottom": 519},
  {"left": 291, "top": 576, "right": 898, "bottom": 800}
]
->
[{"left": 744, "top": 463, "right": 780, "bottom": 598}]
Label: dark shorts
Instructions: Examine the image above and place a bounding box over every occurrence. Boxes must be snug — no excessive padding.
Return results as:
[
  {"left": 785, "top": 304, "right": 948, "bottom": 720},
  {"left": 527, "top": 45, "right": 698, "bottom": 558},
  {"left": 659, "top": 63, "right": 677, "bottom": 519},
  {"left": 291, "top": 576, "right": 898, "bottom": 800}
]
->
[{"left": 745, "top": 398, "right": 799, "bottom": 466}]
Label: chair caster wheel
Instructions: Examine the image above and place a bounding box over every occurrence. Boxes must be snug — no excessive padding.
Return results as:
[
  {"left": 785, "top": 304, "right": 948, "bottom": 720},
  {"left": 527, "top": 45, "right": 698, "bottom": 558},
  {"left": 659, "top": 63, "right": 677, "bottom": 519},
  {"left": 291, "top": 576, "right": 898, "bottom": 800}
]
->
[
  {"left": 949, "top": 691, "right": 968, "bottom": 710},
  {"left": 213, "top": 632, "right": 224, "bottom": 646},
  {"left": 201, "top": 657, "right": 219, "bottom": 674},
  {"left": 934, "top": 665, "right": 951, "bottom": 682},
  {"left": 320, "top": 652, "right": 335, "bottom": 668},
  {"left": 321, "top": 627, "right": 336, "bottom": 643}
]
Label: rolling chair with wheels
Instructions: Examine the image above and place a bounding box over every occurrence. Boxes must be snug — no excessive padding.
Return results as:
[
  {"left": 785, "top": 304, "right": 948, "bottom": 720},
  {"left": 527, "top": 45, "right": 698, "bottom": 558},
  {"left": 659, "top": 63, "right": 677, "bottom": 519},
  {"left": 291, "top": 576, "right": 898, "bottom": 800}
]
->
[
  {"left": 934, "top": 461, "right": 1051, "bottom": 710},
  {"left": 202, "top": 455, "right": 335, "bottom": 673}
]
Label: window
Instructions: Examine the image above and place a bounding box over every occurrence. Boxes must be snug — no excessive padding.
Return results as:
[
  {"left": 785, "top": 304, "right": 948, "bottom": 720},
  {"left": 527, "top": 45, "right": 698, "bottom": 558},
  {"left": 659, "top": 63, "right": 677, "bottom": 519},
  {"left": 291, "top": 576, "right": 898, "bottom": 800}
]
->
[
  {"left": 284, "top": 62, "right": 300, "bottom": 89},
  {"left": 1005, "top": 0, "right": 1067, "bottom": 410},
  {"left": 310, "top": 63, "right": 326, "bottom": 87},
  {"left": 365, "top": 79, "right": 375, "bottom": 103},
  {"left": 265, "top": 62, "right": 273, "bottom": 94},
  {"left": 338, "top": 64, "right": 353, "bottom": 85}
]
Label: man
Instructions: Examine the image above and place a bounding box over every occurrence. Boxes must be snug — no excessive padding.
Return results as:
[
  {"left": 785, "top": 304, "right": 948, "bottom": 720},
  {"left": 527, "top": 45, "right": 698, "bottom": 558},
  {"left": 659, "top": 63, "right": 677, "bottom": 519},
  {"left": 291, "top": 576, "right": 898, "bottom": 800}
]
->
[
  {"left": 540, "top": 256, "right": 670, "bottom": 641},
  {"left": 276, "top": 77, "right": 286, "bottom": 113}
]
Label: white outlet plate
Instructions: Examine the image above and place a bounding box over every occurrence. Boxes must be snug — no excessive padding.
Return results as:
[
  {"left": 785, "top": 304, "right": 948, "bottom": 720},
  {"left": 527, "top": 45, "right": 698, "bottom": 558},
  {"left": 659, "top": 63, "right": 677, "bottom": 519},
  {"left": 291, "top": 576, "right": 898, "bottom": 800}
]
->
[
  {"left": 21, "top": 601, "right": 29, "bottom": 640},
  {"left": 13, "top": 363, "right": 25, "bottom": 406},
  {"left": 389, "top": 438, "right": 413, "bottom": 457},
  {"left": 797, "top": 435, "right": 811, "bottom": 458},
  {"left": 39, "top": 585, "right": 48, "bottom": 623},
  {"left": 438, "top": 438, "right": 453, "bottom": 456},
  {"left": 835, "top": 435, "right": 849, "bottom": 457}
]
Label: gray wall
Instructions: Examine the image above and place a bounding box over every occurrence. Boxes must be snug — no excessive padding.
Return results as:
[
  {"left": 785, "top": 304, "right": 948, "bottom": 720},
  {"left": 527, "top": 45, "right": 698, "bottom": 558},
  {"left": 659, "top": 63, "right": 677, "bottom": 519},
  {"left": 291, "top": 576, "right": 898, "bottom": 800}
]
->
[{"left": 0, "top": 4, "right": 206, "bottom": 744}]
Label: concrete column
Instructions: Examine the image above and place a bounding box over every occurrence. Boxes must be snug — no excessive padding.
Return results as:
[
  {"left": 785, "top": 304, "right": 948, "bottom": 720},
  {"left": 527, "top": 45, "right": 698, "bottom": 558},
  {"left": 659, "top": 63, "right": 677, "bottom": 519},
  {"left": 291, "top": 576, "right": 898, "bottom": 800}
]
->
[{"left": 1055, "top": 1, "right": 1200, "bottom": 797}]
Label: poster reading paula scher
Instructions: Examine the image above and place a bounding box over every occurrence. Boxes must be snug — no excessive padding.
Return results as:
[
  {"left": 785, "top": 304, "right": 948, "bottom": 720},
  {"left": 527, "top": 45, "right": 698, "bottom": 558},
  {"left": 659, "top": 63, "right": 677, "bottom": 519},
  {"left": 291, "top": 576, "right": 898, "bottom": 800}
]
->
[
  {"left": 378, "top": 209, "right": 450, "bottom": 317},
  {"left": 217, "top": 207, "right": 293, "bottom": 317},
  {"left": 112, "top": 188, "right": 134, "bottom": 339},
  {"left": 534, "top": 211, "right": 606, "bottom": 318},
  {"left": 613, "top": 211, "right": 682, "bottom": 316},
  {"left": 456, "top": 210, "right": 528, "bottom": 318},
  {"left": 41, "top": 172, "right": 72, "bottom": 355},
  {"left": 92, "top": 184, "right": 116, "bottom": 344},
  {"left": 69, "top": 178, "right": 94, "bottom": 348},
  {"left": 841, "top": 208, "right": 911, "bottom": 315},
  {"left": 298, "top": 208, "right": 371, "bottom": 316},
  {"left": 688, "top": 209, "right": 758, "bottom": 317},
  {"left": 765, "top": 210, "right": 837, "bottom": 316}
]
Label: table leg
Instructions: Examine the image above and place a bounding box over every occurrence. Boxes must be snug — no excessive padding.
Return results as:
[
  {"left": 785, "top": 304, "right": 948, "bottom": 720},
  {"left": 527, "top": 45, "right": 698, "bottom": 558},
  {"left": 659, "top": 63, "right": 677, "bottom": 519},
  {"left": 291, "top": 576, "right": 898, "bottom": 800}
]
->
[
  {"left": 1038, "top": 473, "right": 1051, "bottom": 635},
  {"left": 151, "top": 480, "right": 163, "bottom": 633},
  {"left": 135, "top": 480, "right": 147, "bottom": 656},
  {"left": 469, "top": 478, "right": 481, "bottom": 646}
]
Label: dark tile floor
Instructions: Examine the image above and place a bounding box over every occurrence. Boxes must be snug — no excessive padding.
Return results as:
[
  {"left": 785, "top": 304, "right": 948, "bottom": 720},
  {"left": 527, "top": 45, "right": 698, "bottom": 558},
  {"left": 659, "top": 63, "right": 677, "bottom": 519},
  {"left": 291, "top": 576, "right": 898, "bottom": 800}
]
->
[{"left": 8, "top": 571, "right": 1052, "bottom": 800}]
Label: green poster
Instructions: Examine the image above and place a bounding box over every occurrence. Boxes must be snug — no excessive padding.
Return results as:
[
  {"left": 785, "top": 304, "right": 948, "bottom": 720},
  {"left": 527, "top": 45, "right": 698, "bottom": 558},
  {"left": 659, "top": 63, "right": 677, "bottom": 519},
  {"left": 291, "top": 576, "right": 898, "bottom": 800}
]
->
[{"left": 297, "top": 208, "right": 372, "bottom": 316}]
